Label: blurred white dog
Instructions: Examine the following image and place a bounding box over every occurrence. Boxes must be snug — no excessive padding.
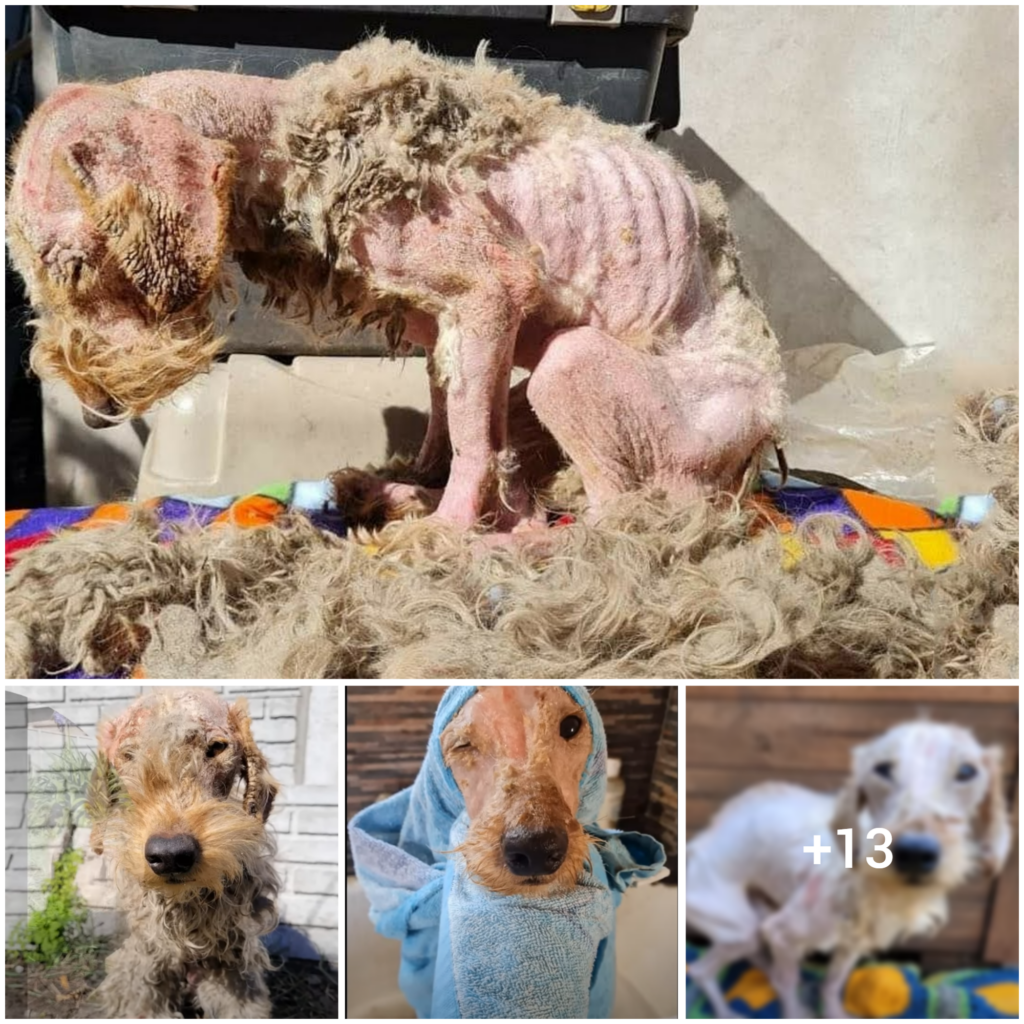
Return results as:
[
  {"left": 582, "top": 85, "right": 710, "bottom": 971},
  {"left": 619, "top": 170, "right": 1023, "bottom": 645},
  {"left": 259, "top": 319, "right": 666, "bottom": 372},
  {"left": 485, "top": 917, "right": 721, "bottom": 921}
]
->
[{"left": 687, "top": 721, "right": 1013, "bottom": 1019}]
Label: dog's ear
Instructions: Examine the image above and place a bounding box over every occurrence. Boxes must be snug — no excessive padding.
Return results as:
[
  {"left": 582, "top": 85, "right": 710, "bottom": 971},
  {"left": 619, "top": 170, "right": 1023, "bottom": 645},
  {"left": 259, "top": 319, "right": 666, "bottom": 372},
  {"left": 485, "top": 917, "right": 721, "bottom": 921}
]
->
[
  {"left": 229, "top": 698, "right": 279, "bottom": 821},
  {"left": 86, "top": 712, "right": 133, "bottom": 854},
  {"left": 830, "top": 744, "right": 867, "bottom": 863},
  {"left": 977, "top": 744, "right": 1012, "bottom": 877},
  {"left": 15, "top": 85, "right": 235, "bottom": 316},
  {"left": 85, "top": 752, "right": 115, "bottom": 855}
]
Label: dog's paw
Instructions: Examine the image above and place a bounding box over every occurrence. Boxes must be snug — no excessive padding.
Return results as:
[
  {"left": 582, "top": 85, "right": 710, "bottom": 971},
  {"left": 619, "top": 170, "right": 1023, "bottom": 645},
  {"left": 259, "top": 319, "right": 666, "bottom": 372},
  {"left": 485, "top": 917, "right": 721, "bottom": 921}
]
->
[
  {"left": 331, "top": 467, "right": 439, "bottom": 528},
  {"left": 822, "top": 1000, "right": 853, "bottom": 1019}
]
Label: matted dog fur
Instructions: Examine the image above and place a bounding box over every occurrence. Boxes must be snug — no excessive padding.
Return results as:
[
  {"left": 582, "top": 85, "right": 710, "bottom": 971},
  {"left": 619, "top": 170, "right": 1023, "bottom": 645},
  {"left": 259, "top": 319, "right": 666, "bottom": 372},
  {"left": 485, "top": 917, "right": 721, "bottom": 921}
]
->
[
  {"left": 9, "top": 34, "right": 786, "bottom": 536},
  {"left": 8, "top": 36, "right": 779, "bottom": 433},
  {"left": 5, "top": 391, "right": 1016, "bottom": 680}
]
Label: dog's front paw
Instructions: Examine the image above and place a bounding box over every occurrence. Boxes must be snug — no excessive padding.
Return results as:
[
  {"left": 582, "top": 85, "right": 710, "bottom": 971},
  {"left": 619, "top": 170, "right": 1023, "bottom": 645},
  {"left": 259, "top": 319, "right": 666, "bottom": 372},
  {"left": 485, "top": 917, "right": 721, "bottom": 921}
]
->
[
  {"left": 716, "top": 1007, "right": 746, "bottom": 1020},
  {"left": 778, "top": 997, "right": 817, "bottom": 1019},
  {"left": 331, "top": 467, "right": 439, "bottom": 528},
  {"left": 822, "top": 1000, "right": 854, "bottom": 1019}
]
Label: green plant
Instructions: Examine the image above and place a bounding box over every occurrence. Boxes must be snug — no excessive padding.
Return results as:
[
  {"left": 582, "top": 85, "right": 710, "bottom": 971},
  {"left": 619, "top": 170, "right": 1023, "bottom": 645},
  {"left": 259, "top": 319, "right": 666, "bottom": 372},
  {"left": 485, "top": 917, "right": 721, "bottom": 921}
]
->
[{"left": 9, "top": 848, "right": 88, "bottom": 964}]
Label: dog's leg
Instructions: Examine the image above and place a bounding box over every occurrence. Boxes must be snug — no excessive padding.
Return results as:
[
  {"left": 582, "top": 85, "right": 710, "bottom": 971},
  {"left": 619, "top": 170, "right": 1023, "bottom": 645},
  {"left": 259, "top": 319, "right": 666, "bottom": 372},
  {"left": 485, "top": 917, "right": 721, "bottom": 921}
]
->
[
  {"left": 194, "top": 966, "right": 272, "bottom": 1019},
  {"left": 413, "top": 350, "right": 452, "bottom": 485},
  {"left": 431, "top": 287, "right": 521, "bottom": 528},
  {"left": 686, "top": 865, "right": 762, "bottom": 1019},
  {"left": 96, "top": 938, "right": 181, "bottom": 1017},
  {"left": 762, "top": 939, "right": 807, "bottom": 1019},
  {"left": 688, "top": 940, "right": 757, "bottom": 1019},
  {"left": 527, "top": 326, "right": 776, "bottom": 511},
  {"left": 502, "top": 378, "right": 565, "bottom": 526},
  {"left": 338, "top": 290, "right": 519, "bottom": 528},
  {"left": 820, "top": 946, "right": 862, "bottom": 1019},
  {"left": 761, "top": 910, "right": 814, "bottom": 1019}
]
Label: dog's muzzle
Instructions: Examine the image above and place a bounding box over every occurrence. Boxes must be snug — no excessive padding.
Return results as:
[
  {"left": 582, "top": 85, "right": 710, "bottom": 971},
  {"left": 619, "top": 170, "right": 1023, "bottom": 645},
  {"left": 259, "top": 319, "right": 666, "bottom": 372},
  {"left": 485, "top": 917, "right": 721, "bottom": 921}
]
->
[{"left": 82, "top": 396, "right": 124, "bottom": 428}]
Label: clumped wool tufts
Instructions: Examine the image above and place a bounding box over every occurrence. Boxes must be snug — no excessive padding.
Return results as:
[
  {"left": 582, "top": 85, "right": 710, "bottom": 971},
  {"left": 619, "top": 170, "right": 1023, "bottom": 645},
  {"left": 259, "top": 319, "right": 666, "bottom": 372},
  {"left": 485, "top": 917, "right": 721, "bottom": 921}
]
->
[
  {"left": 279, "top": 35, "right": 642, "bottom": 272},
  {"left": 6, "top": 391, "right": 1017, "bottom": 680},
  {"left": 256, "top": 34, "right": 655, "bottom": 339}
]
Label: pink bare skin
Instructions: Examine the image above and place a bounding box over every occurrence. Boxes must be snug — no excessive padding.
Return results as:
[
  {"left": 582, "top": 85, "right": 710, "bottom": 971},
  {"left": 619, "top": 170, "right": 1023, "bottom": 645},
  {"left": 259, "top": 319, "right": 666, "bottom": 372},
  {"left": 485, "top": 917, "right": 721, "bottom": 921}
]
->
[{"left": 7, "top": 45, "right": 786, "bottom": 532}]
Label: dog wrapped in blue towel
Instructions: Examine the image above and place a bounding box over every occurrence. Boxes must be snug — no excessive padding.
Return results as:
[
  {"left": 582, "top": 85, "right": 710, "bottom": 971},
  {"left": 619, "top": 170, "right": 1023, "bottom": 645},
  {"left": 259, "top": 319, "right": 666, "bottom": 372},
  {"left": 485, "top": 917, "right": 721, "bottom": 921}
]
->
[{"left": 348, "top": 685, "right": 666, "bottom": 1018}]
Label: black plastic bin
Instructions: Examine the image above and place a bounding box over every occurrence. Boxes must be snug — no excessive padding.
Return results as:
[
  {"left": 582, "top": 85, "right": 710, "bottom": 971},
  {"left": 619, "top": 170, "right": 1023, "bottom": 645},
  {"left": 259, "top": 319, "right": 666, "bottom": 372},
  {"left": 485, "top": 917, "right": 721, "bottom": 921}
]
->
[{"left": 43, "top": 5, "right": 696, "bottom": 128}]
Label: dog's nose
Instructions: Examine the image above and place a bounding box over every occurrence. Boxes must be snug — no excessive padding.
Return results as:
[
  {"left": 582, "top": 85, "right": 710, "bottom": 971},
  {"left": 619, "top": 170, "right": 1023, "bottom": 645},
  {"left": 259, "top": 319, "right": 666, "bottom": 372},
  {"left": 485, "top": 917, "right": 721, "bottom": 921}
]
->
[
  {"left": 81, "top": 395, "right": 123, "bottom": 428},
  {"left": 892, "top": 833, "right": 941, "bottom": 878},
  {"left": 145, "top": 834, "right": 200, "bottom": 877},
  {"left": 502, "top": 827, "right": 568, "bottom": 877}
]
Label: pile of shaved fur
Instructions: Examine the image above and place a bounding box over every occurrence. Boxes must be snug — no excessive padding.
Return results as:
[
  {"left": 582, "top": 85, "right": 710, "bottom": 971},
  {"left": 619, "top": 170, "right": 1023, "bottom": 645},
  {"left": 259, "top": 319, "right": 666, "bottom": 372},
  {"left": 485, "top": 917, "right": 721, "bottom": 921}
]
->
[{"left": 5, "top": 390, "right": 1016, "bottom": 680}]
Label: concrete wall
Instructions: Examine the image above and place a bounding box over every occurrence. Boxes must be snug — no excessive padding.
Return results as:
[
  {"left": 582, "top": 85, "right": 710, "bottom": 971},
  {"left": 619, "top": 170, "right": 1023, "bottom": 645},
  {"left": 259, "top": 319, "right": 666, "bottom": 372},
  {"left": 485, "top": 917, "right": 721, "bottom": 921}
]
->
[{"left": 663, "top": 5, "right": 1018, "bottom": 365}]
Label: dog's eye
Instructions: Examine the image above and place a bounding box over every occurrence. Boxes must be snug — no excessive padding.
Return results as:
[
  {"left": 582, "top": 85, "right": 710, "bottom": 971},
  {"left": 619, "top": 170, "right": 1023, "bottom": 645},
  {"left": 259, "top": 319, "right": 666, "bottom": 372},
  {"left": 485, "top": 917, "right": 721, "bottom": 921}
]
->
[
  {"left": 955, "top": 763, "right": 977, "bottom": 782},
  {"left": 445, "top": 735, "right": 473, "bottom": 756},
  {"left": 874, "top": 761, "right": 894, "bottom": 780},
  {"left": 560, "top": 715, "right": 583, "bottom": 740},
  {"left": 206, "top": 741, "right": 229, "bottom": 758}
]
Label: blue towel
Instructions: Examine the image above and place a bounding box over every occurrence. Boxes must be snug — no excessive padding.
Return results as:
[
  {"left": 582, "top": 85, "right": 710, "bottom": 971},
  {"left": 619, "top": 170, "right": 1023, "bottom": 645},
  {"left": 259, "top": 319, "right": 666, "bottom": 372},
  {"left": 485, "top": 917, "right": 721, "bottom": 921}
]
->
[{"left": 348, "top": 686, "right": 666, "bottom": 1019}]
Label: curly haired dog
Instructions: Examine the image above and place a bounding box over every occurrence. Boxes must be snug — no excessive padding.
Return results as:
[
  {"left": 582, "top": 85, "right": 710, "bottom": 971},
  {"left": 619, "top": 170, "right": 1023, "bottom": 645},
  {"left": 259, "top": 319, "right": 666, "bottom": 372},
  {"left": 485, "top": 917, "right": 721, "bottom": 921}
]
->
[
  {"left": 87, "top": 689, "right": 279, "bottom": 1018},
  {"left": 7, "top": 36, "right": 785, "bottom": 532},
  {"left": 687, "top": 721, "right": 1013, "bottom": 1019}
]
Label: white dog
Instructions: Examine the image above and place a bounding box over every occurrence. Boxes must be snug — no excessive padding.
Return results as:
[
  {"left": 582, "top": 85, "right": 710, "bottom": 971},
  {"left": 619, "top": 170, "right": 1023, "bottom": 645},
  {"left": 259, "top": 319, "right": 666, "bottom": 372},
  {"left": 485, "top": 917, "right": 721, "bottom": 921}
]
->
[{"left": 687, "top": 721, "right": 1012, "bottom": 1018}]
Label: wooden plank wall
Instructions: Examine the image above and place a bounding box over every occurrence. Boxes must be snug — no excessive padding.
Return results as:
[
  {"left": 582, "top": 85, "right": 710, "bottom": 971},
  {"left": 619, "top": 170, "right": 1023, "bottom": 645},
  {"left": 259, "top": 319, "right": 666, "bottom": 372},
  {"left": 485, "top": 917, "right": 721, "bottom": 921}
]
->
[
  {"left": 346, "top": 685, "right": 675, "bottom": 875},
  {"left": 686, "top": 685, "right": 1019, "bottom": 969},
  {"left": 984, "top": 787, "right": 1019, "bottom": 964},
  {"left": 642, "top": 687, "right": 678, "bottom": 857}
]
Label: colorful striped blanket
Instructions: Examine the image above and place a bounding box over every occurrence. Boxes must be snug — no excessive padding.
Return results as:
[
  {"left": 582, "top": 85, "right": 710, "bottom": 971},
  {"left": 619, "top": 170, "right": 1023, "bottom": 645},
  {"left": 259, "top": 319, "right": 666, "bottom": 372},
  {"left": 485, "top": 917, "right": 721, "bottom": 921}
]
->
[
  {"left": 6, "top": 473, "right": 993, "bottom": 678},
  {"left": 687, "top": 942, "right": 1018, "bottom": 1018}
]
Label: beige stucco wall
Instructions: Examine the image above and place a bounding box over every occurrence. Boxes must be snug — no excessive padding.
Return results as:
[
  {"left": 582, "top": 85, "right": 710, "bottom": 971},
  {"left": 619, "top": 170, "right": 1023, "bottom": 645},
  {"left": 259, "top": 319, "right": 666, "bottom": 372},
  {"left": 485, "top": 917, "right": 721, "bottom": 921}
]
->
[{"left": 663, "top": 5, "right": 1018, "bottom": 366}]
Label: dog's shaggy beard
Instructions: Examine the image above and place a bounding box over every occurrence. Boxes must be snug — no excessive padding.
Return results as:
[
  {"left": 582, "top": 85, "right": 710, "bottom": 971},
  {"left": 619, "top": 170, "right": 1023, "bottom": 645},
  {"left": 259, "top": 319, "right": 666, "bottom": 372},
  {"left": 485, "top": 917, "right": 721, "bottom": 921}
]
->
[
  {"left": 28, "top": 304, "right": 224, "bottom": 421},
  {"left": 104, "top": 791, "right": 280, "bottom": 961},
  {"left": 106, "top": 787, "right": 273, "bottom": 903},
  {"left": 452, "top": 789, "right": 597, "bottom": 897}
]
